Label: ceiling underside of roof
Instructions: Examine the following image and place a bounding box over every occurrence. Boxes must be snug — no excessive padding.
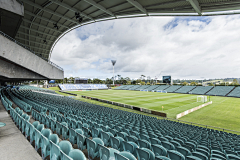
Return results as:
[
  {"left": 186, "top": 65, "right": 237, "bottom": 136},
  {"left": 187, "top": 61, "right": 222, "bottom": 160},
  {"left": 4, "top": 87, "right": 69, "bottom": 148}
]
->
[{"left": 16, "top": 0, "right": 240, "bottom": 60}]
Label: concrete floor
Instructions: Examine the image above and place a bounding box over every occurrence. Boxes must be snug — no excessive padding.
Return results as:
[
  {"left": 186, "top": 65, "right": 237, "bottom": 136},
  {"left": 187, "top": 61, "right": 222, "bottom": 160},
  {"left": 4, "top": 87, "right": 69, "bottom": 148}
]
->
[{"left": 0, "top": 101, "right": 41, "bottom": 160}]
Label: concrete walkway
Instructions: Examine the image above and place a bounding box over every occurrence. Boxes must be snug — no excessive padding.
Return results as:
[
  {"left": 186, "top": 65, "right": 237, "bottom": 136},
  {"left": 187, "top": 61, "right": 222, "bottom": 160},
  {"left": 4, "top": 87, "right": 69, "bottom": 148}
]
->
[{"left": 0, "top": 101, "right": 41, "bottom": 160}]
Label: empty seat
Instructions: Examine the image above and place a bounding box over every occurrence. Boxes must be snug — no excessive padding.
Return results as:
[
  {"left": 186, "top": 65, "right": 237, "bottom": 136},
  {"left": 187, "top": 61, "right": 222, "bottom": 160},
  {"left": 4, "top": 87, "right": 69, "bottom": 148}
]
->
[
  {"left": 168, "top": 150, "right": 185, "bottom": 160},
  {"left": 99, "top": 144, "right": 120, "bottom": 160},
  {"left": 114, "top": 152, "right": 137, "bottom": 160},
  {"left": 110, "top": 136, "right": 125, "bottom": 151},
  {"left": 151, "top": 144, "right": 167, "bottom": 157},
  {"left": 86, "top": 138, "right": 104, "bottom": 159},
  {"left": 136, "top": 148, "right": 155, "bottom": 160},
  {"left": 123, "top": 141, "right": 139, "bottom": 157},
  {"left": 101, "top": 131, "right": 114, "bottom": 147},
  {"left": 68, "top": 149, "right": 87, "bottom": 160}
]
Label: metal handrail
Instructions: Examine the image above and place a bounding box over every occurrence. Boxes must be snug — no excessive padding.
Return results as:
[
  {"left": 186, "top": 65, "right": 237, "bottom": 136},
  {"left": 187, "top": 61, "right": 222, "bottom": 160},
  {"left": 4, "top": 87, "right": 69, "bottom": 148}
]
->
[{"left": 0, "top": 31, "right": 63, "bottom": 71}]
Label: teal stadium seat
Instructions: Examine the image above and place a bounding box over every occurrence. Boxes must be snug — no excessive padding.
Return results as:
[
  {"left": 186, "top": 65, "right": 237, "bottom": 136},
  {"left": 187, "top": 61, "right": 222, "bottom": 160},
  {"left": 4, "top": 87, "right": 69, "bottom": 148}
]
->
[
  {"left": 68, "top": 149, "right": 87, "bottom": 160},
  {"left": 99, "top": 144, "right": 120, "bottom": 160},
  {"left": 114, "top": 152, "right": 137, "bottom": 160},
  {"left": 167, "top": 150, "right": 185, "bottom": 160},
  {"left": 86, "top": 138, "right": 104, "bottom": 159},
  {"left": 136, "top": 148, "right": 155, "bottom": 160},
  {"left": 110, "top": 136, "right": 125, "bottom": 151}
]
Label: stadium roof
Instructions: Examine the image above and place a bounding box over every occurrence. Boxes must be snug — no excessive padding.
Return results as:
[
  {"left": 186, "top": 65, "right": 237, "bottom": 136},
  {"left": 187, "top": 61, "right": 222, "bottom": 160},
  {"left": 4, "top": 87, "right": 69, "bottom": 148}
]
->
[{"left": 17, "top": 0, "right": 240, "bottom": 60}]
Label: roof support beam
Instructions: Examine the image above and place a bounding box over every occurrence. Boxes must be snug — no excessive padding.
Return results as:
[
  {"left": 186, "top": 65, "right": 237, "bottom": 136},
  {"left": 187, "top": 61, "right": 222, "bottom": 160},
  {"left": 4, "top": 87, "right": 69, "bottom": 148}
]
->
[
  {"left": 25, "top": 11, "right": 69, "bottom": 29},
  {"left": 21, "top": 0, "right": 79, "bottom": 24},
  {"left": 18, "top": 31, "right": 54, "bottom": 42},
  {"left": 20, "top": 26, "right": 58, "bottom": 38},
  {"left": 126, "top": 0, "right": 148, "bottom": 15},
  {"left": 83, "top": 0, "right": 116, "bottom": 18},
  {"left": 49, "top": 0, "right": 95, "bottom": 21},
  {"left": 16, "top": 36, "right": 51, "bottom": 46},
  {"left": 186, "top": 0, "right": 202, "bottom": 15},
  {"left": 25, "top": 45, "right": 50, "bottom": 52},
  {"left": 22, "top": 19, "right": 63, "bottom": 34}
]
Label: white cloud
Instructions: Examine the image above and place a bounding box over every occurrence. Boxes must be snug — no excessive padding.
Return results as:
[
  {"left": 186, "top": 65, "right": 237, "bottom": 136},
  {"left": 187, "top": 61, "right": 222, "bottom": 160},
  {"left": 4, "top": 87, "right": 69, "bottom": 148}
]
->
[{"left": 51, "top": 15, "right": 240, "bottom": 79}]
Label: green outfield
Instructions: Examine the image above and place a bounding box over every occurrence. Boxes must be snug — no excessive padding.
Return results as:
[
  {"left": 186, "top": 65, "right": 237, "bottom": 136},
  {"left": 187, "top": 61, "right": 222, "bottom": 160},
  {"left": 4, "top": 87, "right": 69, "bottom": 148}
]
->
[{"left": 64, "top": 89, "right": 240, "bottom": 133}]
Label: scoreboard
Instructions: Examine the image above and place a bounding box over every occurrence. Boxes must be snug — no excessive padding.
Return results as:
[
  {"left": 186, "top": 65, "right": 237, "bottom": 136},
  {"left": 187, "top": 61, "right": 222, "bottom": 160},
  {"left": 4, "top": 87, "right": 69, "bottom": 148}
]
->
[
  {"left": 75, "top": 78, "right": 88, "bottom": 84},
  {"left": 163, "top": 76, "right": 171, "bottom": 84}
]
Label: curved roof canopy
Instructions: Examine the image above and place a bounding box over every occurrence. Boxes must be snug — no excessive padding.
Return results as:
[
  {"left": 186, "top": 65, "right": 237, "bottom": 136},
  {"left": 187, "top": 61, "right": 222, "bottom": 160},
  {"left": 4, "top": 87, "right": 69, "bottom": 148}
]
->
[{"left": 17, "top": 0, "right": 240, "bottom": 59}]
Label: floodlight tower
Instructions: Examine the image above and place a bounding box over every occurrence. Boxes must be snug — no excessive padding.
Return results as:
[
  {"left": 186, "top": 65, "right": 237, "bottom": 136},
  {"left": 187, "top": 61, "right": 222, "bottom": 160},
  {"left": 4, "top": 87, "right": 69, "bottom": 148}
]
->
[{"left": 111, "top": 60, "right": 117, "bottom": 85}]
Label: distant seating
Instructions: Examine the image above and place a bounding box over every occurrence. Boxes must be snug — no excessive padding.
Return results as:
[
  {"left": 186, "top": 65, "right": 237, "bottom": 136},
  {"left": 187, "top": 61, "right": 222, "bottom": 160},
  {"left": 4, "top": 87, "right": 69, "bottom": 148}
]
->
[
  {"left": 165, "top": 86, "right": 182, "bottom": 93},
  {"left": 206, "top": 86, "right": 235, "bottom": 96},
  {"left": 175, "top": 86, "right": 196, "bottom": 94},
  {"left": 59, "top": 84, "right": 108, "bottom": 91},
  {"left": 227, "top": 87, "right": 240, "bottom": 97},
  {"left": 190, "top": 86, "right": 213, "bottom": 95}
]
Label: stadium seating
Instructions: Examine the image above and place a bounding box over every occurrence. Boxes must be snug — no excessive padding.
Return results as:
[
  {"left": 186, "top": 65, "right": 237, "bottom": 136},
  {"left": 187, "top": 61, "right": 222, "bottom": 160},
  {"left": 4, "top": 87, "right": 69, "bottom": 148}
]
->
[
  {"left": 136, "top": 85, "right": 151, "bottom": 91},
  {"left": 206, "top": 86, "right": 235, "bottom": 96},
  {"left": 153, "top": 85, "right": 170, "bottom": 91},
  {"left": 165, "top": 86, "right": 182, "bottom": 93},
  {"left": 145, "top": 85, "right": 160, "bottom": 91},
  {"left": 175, "top": 86, "right": 196, "bottom": 94},
  {"left": 128, "top": 85, "right": 141, "bottom": 90},
  {"left": 227, "top": 87, "right": 240, "bottom": 97},
  {"left": 190, "top": 86, "right": 214, "bottom": 95},
  {"left": 58, "top": 84, "right": 108, "bottom": 91},
  {"left": 2, "top": 86, "right": 240, "bottom": 160}
]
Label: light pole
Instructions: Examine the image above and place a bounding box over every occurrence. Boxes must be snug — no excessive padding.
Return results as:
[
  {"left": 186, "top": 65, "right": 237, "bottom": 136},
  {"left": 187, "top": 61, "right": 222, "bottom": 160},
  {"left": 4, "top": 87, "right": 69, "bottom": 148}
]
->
[{"left": 111, "top": 60, "right": 116, "bottom": 85}]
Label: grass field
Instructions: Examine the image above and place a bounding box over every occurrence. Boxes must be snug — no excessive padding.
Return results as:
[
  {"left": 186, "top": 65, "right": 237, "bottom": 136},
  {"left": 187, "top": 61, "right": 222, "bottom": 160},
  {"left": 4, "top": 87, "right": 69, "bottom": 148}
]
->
[
  {"left": 46, "top": 87, "right": 240, "bottom": 133},
  {"left": 63, "top": 89, "right": 240, "bottom": 133}
]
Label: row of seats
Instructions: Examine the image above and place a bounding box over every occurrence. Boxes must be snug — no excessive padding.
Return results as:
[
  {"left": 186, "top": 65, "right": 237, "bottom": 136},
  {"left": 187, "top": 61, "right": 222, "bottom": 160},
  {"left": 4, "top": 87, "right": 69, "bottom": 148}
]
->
[
  {"left": 58, "top": 84, "right": 108, "bottom": 91},
  {"left": 2, "top": 86, "right": 240, "bottom": 160},
  {"left": 115, "top": 85, "right": 240, "bottom": 97},
  {"left": 175, "top": 86, "right": 196, "bottom": 94},
  {"left": 1, "top": 88, "right": 87, "bottom": 160},
  {"left": 206, "top": 86, "right": 235, "bottom": 96}
]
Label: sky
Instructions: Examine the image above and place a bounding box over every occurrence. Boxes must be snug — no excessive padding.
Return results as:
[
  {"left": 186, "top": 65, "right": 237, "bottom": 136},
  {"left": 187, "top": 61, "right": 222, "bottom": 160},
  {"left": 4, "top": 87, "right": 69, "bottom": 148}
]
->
[{"left": 51, "top": 14, "right": 240, "bottom": 80}]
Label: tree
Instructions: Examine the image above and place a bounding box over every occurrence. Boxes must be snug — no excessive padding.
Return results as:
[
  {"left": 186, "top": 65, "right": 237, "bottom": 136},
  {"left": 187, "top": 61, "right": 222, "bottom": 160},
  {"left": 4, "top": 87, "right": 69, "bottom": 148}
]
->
[
  {"left": 141, "top": 75, "right": 145, "bottom": 81},
  {"left": 63, "top": 78, "right": 68, "bottom": 84},
  {"left": 68, "top": 77, "right": 74, "bottom": 84},
  {"left": 181, "top": 82, "right": 188, "bottom": 86},
  {"left": 190, "top": 82, "right": 197, "bottom": 86},
  {"left": 232, "top": 79, "right": 239, "bottom": 85},
  {"left": 93, "top": 78, "right": 102, "bottom": 84},
  {"left": 117, "top": 75, "right": 121, "bottom": 80},
  {"left": 105, "top": 78, "right": 113, "bottom": 84},
  {"left": 88, "top": 79, "right": 93, "bottom": 84},
  {"left": 146, "top": 82, "right": 150, "bottom": 85},
  {"left": 136, "top": 79, "right": 141, "bottom": 84},
  {"left": 208, "top": 83, "right": 214, "bottom": 86},
  {"left": 140, "top": 81, "right": 145, "bottom": 85}
]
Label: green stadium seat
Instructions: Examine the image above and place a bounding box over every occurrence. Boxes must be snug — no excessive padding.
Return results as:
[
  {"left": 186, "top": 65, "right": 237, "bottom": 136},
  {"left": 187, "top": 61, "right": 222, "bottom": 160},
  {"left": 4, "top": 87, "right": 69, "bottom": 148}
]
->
[
  {"left": 167, "top": 150, "right": 185, "bottom": 160},
  {"left": 161, "top": 141, "right": 175, "bottom": 150},
  {"left": 99, "top": 144, "right": 120, "bottom": 160},
  {"left": 137, "top": 139, "right": 151, "bottom": 149},
  {"left": 151, "top": 144, "right": 167, "bottom": 157},
  {"left": 114, "top": 152, "right": 137, "bottom": 160},
  {"left": 86, "top": 138, "right": 104, "bottom": 159},
  {"left": 68, "top": 149, "right": 86, "bottom": 160},
  {"left": 136, "top": 148, "right": 155, "bottom": 160},
  {"left": 176, "top": 146, "right": 191, "bottom": 157},
  {"left": 192, "top": 152, "right": 208, "bottom": 160},
  {"left": 76, "top": 132, "right": 87, "bottom": 151},
  {"left": 110, "top": 136, "right": 125, "bottom": 151},
  {"left": 101, "top": 131, "right": 114, "bottom": 147},
  {"left": 186, "top": 155, "right": 202, "bottom": 160}
]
